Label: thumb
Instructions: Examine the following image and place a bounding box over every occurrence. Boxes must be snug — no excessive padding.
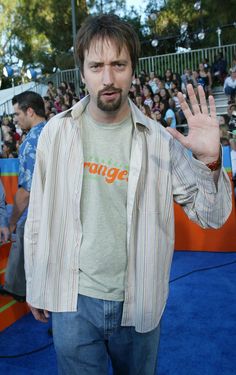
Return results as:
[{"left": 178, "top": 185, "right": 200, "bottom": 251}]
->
[{"left": 166, "top": 127, "right": 188, "bottom": 148}]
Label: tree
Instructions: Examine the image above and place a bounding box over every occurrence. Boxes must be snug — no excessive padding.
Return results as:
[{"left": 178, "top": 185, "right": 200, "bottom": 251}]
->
[{"left": 143, "top": 0, "right": 236, "bottom": 55}]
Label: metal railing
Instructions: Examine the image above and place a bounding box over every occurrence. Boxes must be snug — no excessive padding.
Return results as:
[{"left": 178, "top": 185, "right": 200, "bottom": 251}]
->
[
  {"left": 138, "top": 43, "right": 236, "bottom": 76},
  {"left": 0, "top": 82, "right": 47, "bottom": 116},
  {"left": 41, "top": 68, "right": 82, "bottom": 95},
  {"left": 1, "top": 43, "right": 235, "bottom": 115}
]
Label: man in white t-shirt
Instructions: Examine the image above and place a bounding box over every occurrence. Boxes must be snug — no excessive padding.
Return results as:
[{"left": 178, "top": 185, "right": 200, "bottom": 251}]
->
[
  {"left": 24, "top": 14, "right": 231, "bottom": 375},
  {"left": 224, "top": 67, "right": 236, "bottom": 102}
]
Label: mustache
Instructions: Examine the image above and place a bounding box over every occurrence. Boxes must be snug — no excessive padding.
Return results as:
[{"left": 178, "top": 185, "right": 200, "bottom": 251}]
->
[{"left": 98, "top": 85, "right": 122, "bottom": 95}]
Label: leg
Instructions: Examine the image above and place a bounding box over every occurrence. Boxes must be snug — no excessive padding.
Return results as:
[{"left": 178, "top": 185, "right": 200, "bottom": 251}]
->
[
  {"left": 108, "top": 322, "right": 161, "bottom": 375},
  {"left": 4, "top": 220, "right": 26, "bottom": 296},
  {"left": 52, "top": 295, "right": 109, "bottom": 375}
]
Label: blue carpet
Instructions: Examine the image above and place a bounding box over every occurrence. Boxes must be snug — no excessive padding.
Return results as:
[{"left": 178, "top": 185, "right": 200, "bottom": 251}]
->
[{"left": 0, "top": 251, "right": 236, "bottom": 374}]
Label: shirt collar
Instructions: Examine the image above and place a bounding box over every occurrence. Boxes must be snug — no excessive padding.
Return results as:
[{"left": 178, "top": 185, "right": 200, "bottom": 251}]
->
[{"left": 68, "top": 95, "right": 150, "bottom": 133}]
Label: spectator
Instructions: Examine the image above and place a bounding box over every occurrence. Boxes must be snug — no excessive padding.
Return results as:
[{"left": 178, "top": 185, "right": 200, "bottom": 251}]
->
[
  {"left": 228, "top": 103, "right": 236, "bottom": 132},
  {"left": 219, "top": 124, "right": 230, "bottom": 146},
  {"left": 148, "top": 71, "right": 159, "bottom": 94},
  {"left": 1, "top": 117, "right": 12, "bottom": 141},
  {"left": 211, "top": 52, "right": 227, "bottom": 85},
  {"left": 224, "top": 67, "right": 236, "bottom": 103},
  {"left": 181, "top": 68, "right": 196, "bottom": 95},
  {"left": 143, "top": 84, "right": 153, "bottom": 109},
  {"left": 67, "top": 82, "right": 77, "bottom": 98},
  {"left": 152, "top": 93, "right": 161, "bottom": 112},
  {"left": 0, "top": 91, "right": 46, "bottom": 302},
  {"left": 172, "top": 73, "right": 181, "bottom": 90},
  {"left": 54, "top": 95, "right": 64, "bottom": 113},
  {"left": 164, "top": 68, "right": 173, "bottom": 90},
  {"left": 159, "top": 88, "right": 170, "bottom": 106},
  {"left": 151, "top": 108, "right": 168, "bottom": 127},
  {"left": 46, "top": 81, "right": 57, "bottom": 101},
  {"left": 134, "top": 94, "right": 143, "bottom": 109},
  {"left": 141, "top": 104, "right": 152, "bottom": 119},
  {"left": 64, "top": 92, "right": 73, "bottom": 108},
  {"left": 196, "top": 62, "right": 212, "bottom": 97},
  {"left": 2, "top": 141, "right": 17, "bottom": 158},
  {"left": 164, "top": 99, "right": 177, "bottom": 128},
  {"left": 171, "top": 88, "right": 186, "bottom": 124}
]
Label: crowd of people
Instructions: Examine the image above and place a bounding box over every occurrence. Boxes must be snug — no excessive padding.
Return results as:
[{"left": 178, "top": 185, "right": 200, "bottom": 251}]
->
[
  {"left": 0, "top": 14, "right": 233, "bottom": 375},
  {"left": 1, "top": 51, "right": 236, "bottom": 159}
]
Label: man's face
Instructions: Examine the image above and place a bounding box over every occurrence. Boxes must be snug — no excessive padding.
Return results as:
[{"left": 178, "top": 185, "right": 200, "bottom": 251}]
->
[
  {"left": 13, "top": 103, "right": 32, "bottom": 131},
  {"left": 82, "top": 38, "right": 133, "bottom": 121}
]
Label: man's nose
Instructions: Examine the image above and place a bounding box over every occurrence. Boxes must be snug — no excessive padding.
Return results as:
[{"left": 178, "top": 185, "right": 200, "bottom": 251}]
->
[{"left": 102, "top": 65, "right": 114, "bottom": 86}]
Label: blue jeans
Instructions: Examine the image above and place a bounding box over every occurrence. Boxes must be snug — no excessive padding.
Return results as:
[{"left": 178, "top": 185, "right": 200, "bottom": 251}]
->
[
  {"left": 52, "top": 294, "right": 160, "bottom": 375},
  {"left": 4, "top": 220, "right": 26, "bottom": 296}
]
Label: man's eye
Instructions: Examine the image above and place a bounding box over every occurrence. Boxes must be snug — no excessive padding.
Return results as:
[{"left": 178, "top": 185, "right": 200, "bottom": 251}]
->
[
  {"left": 115, "top": 63, "right": 125, "bottom": 69},
  {"left": 90, "top": 65, "right": 100, "bottom": 71}
]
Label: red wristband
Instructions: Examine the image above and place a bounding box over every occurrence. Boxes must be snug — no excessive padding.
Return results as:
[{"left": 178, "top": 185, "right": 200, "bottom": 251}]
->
[{"left": 205, "top": 156, "right": 221, "bottom": 171}]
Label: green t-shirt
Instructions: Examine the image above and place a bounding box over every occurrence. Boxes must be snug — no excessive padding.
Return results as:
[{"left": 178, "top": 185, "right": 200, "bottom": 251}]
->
[{"left": 78, "top": 108, "right": 133, "bottom": 301}]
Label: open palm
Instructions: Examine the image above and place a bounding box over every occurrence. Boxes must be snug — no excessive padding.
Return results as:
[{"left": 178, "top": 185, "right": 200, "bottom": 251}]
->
[{"left": 167, "top": 84, "right": 220, "bottom": 165}]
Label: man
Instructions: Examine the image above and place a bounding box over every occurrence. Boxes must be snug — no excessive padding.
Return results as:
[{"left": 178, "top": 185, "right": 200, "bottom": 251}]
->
[
  {"left": 211, "top": 52, "right": 227, "bottom": 85},
  {"left": 0, "top": 91, "right": 46, "bottom": 302},
  {"left": 24, "top": 15, "right": 232, "bottom": 375},
  {"left": 0, "top": 180, "right": 9, "bottom": 243},
  {"left": 224, "top": 66, "right": 236, "bottom": 103}
]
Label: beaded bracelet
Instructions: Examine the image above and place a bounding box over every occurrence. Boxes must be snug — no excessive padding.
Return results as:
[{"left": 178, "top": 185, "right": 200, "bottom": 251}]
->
[{"left": 205, "top": 155, "right": 221, "bottom": 171}]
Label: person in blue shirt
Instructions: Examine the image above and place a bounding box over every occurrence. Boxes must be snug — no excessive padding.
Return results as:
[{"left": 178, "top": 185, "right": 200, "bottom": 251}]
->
[
  {"left": 0, "top": 179, "right": 9, "bottom": 243},
  {"left": 0, "top": 91, "right": 46, "bottom": 302}
]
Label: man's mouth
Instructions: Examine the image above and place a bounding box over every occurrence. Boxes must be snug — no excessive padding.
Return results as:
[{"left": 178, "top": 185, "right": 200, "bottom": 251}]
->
[
  {"left": 100, "top": 90, "right": 121, "bottom": 100},
  {"left": 102, "top": 89, "right": 120, "bottom": 95}
]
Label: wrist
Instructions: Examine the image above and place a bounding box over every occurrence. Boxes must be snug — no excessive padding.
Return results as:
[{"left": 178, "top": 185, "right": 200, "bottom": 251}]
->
[
  {"left": 194, "top": 148, "right": 221, "bottom": 167},
  {"left": 205, "top": 155, "right": 221, "bottom": 171}
]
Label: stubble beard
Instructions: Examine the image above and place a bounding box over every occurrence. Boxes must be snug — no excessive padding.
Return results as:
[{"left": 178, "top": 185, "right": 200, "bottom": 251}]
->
[{"left": 97, "top": 88, "right": 123, "bottom": 112}]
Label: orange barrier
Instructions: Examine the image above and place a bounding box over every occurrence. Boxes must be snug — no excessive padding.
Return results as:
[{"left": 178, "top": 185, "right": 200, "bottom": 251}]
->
[
  {"left": 1, "top": 175, "right": 18, "bottom": 205},
  {"left": 174, "top": 146, "right": 236, "bottom": 252},
  {"left": 0, "top": 242, "right": 29, "bottom": 331},
  {"left": 175, "top": 181, "right": 236, "bottom": 252},
  {"left": 0, "top": 158, "right": 18, "bottom": 204}
]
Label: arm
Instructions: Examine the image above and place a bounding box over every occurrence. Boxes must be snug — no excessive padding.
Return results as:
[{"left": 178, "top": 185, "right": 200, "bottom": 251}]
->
[
  {"left": 0, "top": 181, "right": 9, "bottom": 243},
  {"left": 9, "top": 188, "right": 30, "bottom": 233},
  {"left": 170, "top": 139, "right": 231, "bottom": 228},
  {"left": 24, "top": 134, "right": 49, "bottom": 322},
  {"left": 166, "top": 84, "right": 232, "bottom": 227}
]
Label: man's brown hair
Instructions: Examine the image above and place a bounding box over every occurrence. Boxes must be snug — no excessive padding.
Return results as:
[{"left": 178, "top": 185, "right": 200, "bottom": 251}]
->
[{"left": 75, "top": 14, "right": 140, "bottom": 76}]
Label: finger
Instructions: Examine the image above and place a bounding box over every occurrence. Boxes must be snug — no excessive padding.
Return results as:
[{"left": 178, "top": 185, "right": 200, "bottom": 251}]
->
[
  {"left": 198, "top": 85, "right": 208, "bottom": 115},
  {"left": 30, "top": 305, "right": 49, "bottom": 323},
  {"left": 177, "top": 92, "right": 192, "bottom": 121},
  {"left": 166, "top": 127, "right": 190, "bottom": 149},
  {"left": 208, "top": 95, "right": 217, "bottom": 121},
  {"left": 187, "top": 84, "right": 201, "bottom": 115},
  {"left": 44, "top": 310, "right": 50, "bottom": 319}
]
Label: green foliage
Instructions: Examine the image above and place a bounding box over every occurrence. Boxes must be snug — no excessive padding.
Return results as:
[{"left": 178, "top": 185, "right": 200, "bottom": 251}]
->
[
  {"left": 0, "top": 0, "right": 88, "bottom": 74},
  {"left": 0, "top": 0, "right": 235, "bottom": 81},
  {"left": 143, "top": 0, "right": 236, "bottom": 55}
]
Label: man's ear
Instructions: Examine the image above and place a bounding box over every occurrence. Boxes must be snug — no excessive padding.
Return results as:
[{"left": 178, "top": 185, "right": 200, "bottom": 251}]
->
[{"left": 26, "top": 107, "right": 34, "bottom": 117}]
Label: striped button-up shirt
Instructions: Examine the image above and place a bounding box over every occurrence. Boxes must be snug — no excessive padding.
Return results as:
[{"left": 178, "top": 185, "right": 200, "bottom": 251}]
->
[{"left": 24, "top": 96, "right": 232, "bottom": 333}]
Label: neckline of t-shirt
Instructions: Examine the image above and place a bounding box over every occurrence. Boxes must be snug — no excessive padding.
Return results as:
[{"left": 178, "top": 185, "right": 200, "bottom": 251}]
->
[{"left": 83, "top": 106, "right": 132, "bottom": 130}]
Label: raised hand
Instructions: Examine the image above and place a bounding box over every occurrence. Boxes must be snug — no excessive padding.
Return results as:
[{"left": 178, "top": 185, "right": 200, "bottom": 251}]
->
[{"left": 166, "top": 84, "right": 220, "bottom": 165}]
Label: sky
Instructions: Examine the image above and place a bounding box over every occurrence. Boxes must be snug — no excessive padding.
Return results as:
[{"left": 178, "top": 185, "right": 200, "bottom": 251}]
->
[{"left": 126, "top": 0, "right": 145, "bottom": 11}]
